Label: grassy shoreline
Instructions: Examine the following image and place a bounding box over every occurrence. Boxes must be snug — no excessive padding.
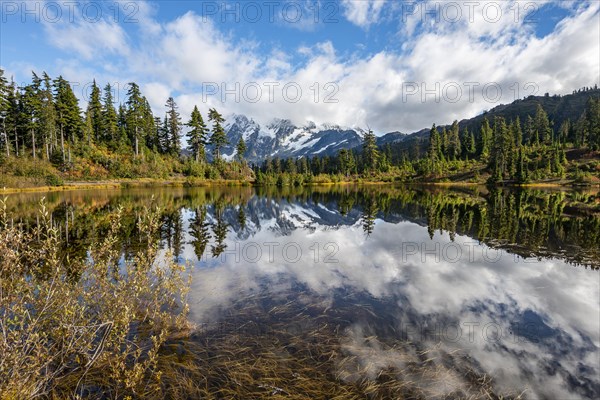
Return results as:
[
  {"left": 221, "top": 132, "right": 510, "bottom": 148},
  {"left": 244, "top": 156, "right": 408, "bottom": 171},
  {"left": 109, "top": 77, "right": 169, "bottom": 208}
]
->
[{"left": 2, "top": 176, "right": 599, "bottom": 194}]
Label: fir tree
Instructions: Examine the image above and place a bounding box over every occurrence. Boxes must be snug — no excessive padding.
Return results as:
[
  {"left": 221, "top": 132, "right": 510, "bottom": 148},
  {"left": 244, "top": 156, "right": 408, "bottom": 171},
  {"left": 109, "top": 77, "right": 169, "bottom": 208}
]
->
[
  {"left": 534, "top": 104, "right": 551, "bottom": 145},
  {"left": 447, "top": 120, "right": 461, "bottom": 160},
  {"left": 479, "top": 118, "right": 492, "bottom": 159},
  {"left": 208, "top": 108, "right": 228, "bottom": 160},
  {"left": 86, "top": 80, "right": 102, "bottom": 142},
  {"left": 53, "top": 76, "right": 83, "bottom": 146},
  {"left": 236, "top": 136, "right": 247, "bottom": 163},
  {"left": 186, "top": 106, "right": 208, "bottom": 162},
  {"left": 427, "top": 124, "right": 441, "bottom": 171},
  {"left": 101, "top": 84, "right": 118, "bottom": 144},
  {"left": 125, "top": 83, "right": 148, "bottom": 156},
  {"left": 362, "top": 129, "right": 379, "bottom": 173},
  {"left": 165, "top": 97, "right": 182, "bottom": 155}
]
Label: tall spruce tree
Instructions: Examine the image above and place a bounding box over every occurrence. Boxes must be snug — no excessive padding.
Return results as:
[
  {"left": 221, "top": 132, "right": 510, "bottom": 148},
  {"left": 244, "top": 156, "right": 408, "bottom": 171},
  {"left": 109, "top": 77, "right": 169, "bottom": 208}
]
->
[
  {"left": 208, "top": 108, "right": 228, "bottom": 160},
  {"left": 101, "top": 84, "right": 118, "bottom": 145},
  {"left": 236, "top": 136, "right": 247, "bottom": 163},
  {"left": 165, "top": 97, "right": 182, "bottom": 155},
  {"left": 187, "top": 105, "right": 208, "bottom": 162},
  {"left": 86, "top": 80, "right": 102, "bottom": 142},
  {"left": 54, "top": 76, "right": 83, "bottom": 144},
  {"left": 39, "top": 73, "right": 57, "bottom": 159},
  {"left": 362, "top": 129, "right": 379, "bottom": 173},
  {"left": 479, "top": 118, "right": 492, "bottom": 159},
  {"left": 125, "top": 83, "right": 147, "bottom": 156}
]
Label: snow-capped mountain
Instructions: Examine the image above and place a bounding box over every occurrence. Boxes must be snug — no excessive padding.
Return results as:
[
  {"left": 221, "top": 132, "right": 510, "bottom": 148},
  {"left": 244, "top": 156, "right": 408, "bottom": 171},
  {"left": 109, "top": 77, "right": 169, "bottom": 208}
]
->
[{"left": 217, "top": 114, "right": 366, "bottom": 162}]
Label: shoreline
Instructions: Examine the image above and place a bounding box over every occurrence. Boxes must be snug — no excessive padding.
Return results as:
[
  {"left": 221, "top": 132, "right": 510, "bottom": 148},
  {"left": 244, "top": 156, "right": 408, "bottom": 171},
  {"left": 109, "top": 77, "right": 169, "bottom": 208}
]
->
[{"left": 1, "top": 177, "right": 598, "bottom": 194}]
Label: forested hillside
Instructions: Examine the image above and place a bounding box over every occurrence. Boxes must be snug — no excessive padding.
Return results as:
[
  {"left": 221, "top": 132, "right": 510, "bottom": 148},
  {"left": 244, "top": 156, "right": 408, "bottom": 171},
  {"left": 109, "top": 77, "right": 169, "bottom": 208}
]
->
[
  {"left": 0, "top": 70, "right": 252, "bottom": 187},
  {"left": 1, "top": 69, "right": 598, "bottom": 188},
  {"left": 255, "top": 87, "right": 600, "bottom": 185}
]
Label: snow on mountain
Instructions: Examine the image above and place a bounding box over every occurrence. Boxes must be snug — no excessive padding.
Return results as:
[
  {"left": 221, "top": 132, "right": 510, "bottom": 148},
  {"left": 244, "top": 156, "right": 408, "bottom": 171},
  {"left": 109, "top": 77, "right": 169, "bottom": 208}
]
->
[{"left": 215, "top": 114, "right": 364, "bottom": 162}]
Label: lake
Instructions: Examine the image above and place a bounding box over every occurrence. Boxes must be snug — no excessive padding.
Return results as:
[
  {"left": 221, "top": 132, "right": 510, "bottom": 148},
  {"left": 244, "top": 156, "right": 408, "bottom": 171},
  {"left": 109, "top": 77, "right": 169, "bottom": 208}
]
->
[{"left": 4, "top": 184, "right": 599, "bottom": 399}]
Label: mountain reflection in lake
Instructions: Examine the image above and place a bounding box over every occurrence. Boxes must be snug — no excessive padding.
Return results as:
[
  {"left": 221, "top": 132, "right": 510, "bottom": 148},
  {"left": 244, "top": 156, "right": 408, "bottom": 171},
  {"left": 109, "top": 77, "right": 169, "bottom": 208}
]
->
[{"left": 6, "top": 185, "right": 599, "bottom": 399}]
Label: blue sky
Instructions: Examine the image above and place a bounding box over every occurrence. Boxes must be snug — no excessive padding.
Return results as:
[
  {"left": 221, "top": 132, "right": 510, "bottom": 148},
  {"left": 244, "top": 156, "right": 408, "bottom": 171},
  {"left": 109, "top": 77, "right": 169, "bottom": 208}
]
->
[{"left": 1, "top": 1, "right": 599, "bottom": 133}]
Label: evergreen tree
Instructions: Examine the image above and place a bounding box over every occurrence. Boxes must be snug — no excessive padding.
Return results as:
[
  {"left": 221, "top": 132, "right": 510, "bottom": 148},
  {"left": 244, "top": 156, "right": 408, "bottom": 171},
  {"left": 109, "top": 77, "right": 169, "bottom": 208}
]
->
[
  {"left": 208, "top": 108, "right": 228, "bottom": 160},
  {"left": 53, "top": 76, "right": 83, "bottom": 146},
  {"left": 20, "top": 79, "right": 41, "bottom": 159},
  {"left": 558, "top": 119, "right": 570, "bottom": 144},
  {"left": 512, "top": 116, "right": 523, "bottom": 148},
  {"left": 461, "top": 127, "right": 476, "bottom": 158},
  {"left": 0, "top": 69, "right": 9, "bottom": 157},
  {"left": 125, "top": 83, "right": 149, "bottom": 156},
  {"left": 236, "top": 136, "right": 247, "bottom": 163},
  {"left": 86, "top": 80, "right": 102, "bottom": 142},
  {"left": 338, "top": 148, "right": 356, "bottom": 177},
  {"left": 362, "top": 129, "right": 379, "bottom": 173},
  {"left": 447, "top": 120, "right": 461, "bottom": 160},
  {"left": 186, "top": 105, "right": 208, "bottom": 162},
  {"left": 285, "top": 157, "right": 296, "bottom": 173},
  {"left": 534, "top": 104, "right": 551, "bottom": 145},
  {"left": 525, "top": 115, "right": 535, "bottom": 145},
  {"left": 101, "top": 84, "right": 118, "bottom": 144},
  {"left": 165, "top": 97, "right": 182, "bottom": 155},
  {"left": 515, "top": 147, "right": 528, "bottom": 183},
  {"left": 585, "top": 97, "right": 600, "bottom": 149},
  {"left": 427, "top": 124, "right": 441, "bottom": 171},
  {"left": 490, "top": 116, "right": 512, "bottom": 181},
  {"left": 3, "top": 78, "right": 19, "bottom": 157},
  {"left": 479, "top": 118, "right": 492, "bottom": 159},
  {"left": 159, "top": 115, "right": 170, "bottom": 154},
  {"left": 39, "top": 73, "right": 57, "bottom": 158}
]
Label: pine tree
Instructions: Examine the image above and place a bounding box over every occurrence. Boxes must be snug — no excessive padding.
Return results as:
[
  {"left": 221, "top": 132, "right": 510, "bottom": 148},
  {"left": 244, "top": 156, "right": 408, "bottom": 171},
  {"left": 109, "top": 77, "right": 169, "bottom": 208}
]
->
[
  {"left": 558, "top": 119, "right": 570, "bottom": 144},
  {"left": 86, "top": 80, "right": 102, "bottom": 143},
  {"left": 165, "top": 97, "right": 182, "bottom": 155},
  {"left": 490, "top": 116, "right": 512, "bottom": 181},
  {"left": 236, "top": 136, "right": 247, "bottom": 163},
  {"left": 585, "top": 97, "right": 600, "bottom": 149},
  {"left": 479, "top": 118, "right": 492, "bottom": 159},
  {"left": 149, "top": 117, "right": 162, "bottom": 152},
  {"left": 21, "top": 75, "right": 42, "bottom": 159},
  {"left": 338, "top": 148, "right": 356, "bottom": 177},
  {"left": 461, "top": 127, "right": 476, "bottom": 158},
  {"left": 0, "top": 69, "right": 9, "bottom": 157},
  {"left": 186, "top": 106, "right": 208, "bottom": 162},
  {"left": 125, "top": 83, "right": 147, "bottom": 156},
  {"left": 285, "top": 157, "right": 296, "bottom": 173},
  {"left": 515, "top": 147, "right": 528, "bottom": 183},
  {"left": 83, "top": 109, "right": 94, "bottom": 146},
  {"left": 512, "top": 116, "right": 523, "bottom": 148},
  {"left": 448, "top": 120, "right": 461, "bottom": 160},
  {"left": 101, "top": 84, "right": 118, "bottom": 145},
  {"left": 440, "top": 126, "right": 448, "bottom": 159},
  {"left": 362, "top": 129, "right": 379, "bottom": 173},
  {"left": 208, "top": 108, "right": 228, "bottom": 160},
  {"left": 3, "top": 78, "right": 19, "bottom": 157},
  {"left": 534, "top": 104, "right": 551, "bottom": 145},
  {"left": 159, "top": 115, "right": 170, "bottom": 154},
  {"left": 39, "top": 73, "right": 57, "bottom": 159},
  {"left": 427, "top": 124, "right": 441, "bottom": 172},
  {"left": 525, "top": 115, "right": 535, "bottom": 146},
  {"left": 53, "top": 76, "right": 83, "bottom": 146}
]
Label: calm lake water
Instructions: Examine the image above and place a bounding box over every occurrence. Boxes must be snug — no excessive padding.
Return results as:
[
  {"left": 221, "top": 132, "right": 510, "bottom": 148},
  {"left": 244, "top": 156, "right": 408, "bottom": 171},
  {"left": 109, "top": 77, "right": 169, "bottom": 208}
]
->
[{"left": 5, "top": 185, "right": 600, "bottom": 399}]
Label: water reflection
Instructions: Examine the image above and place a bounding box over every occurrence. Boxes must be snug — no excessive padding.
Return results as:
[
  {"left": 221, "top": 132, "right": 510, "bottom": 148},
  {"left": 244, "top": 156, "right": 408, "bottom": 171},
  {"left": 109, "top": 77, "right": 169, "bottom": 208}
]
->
[{"left": 5, "top": 185, "right": 599, "bottom": 398}]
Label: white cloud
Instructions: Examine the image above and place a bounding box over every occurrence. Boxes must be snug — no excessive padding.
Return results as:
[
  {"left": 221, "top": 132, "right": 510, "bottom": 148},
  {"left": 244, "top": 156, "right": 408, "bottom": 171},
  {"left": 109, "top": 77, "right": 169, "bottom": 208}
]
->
[
  {"left": 42, "top": 1, "right": 130, "bottom": 61},
  {"left": 32, "top": 0, "right": 600, "bottom": 134},
  {"left": 341, "top": 0, "right": 387, "bottom": 29}
]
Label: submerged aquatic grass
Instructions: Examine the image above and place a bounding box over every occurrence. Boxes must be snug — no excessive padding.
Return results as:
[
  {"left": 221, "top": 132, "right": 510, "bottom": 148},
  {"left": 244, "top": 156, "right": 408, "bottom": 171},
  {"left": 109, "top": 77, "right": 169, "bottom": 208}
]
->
[
  {"left": 158, "top": 292, "right": 526, "bottom": 399},
  {"left": 0, "top": 191, "right": 542, "bottom": 399}
]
